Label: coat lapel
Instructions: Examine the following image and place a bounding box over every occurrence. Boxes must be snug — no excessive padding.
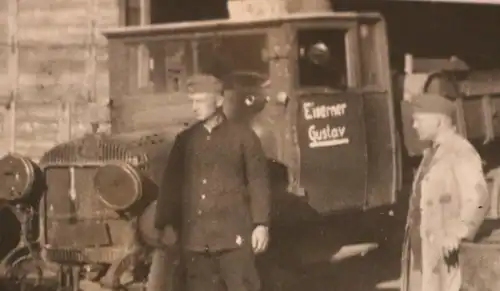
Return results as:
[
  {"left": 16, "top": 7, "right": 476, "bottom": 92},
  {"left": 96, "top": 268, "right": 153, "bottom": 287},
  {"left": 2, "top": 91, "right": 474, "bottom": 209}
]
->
[
  {"left": 412, "top": 148, "right": 429, "bottom": 193},
  {"left": 425, "top": 143, "right": 447, "bottom": 174}
]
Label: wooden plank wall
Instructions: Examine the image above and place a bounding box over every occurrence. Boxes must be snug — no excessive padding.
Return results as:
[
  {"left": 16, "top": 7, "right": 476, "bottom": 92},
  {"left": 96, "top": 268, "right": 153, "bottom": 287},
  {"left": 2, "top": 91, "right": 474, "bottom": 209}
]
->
[
  {"left": 0, "top": 0, "right": 11, "bottom": 154},
  {"left": 0, "top": 0, "right": 119, "bottom": 161}
]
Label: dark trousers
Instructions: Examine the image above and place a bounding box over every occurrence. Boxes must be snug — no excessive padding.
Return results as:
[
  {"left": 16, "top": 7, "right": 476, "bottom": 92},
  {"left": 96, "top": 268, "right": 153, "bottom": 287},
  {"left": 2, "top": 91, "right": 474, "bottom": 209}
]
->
[{"left": 184, "top": 247, "right": 260, "bottom": 291}]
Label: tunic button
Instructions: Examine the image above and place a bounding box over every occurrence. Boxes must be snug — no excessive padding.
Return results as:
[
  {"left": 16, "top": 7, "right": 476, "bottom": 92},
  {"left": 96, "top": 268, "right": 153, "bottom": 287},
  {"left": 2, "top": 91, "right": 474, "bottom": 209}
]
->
[
  {"left": 206, "top": 136, "right": 211, "bottom": 141},
  {"left": 202, "top": 179, "right": 207, "bottom": 184},
  {"left": 201, "top": 194, "right": 206, "bottom": 200},
  {"left": 197, "top": 210, "right": 202, "bottom": 215}
]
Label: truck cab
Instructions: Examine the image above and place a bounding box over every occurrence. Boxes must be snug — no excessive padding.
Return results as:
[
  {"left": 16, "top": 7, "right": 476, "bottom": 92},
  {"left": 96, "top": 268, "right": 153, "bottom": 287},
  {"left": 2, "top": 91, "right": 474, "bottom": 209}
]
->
[
  {"left": 104, "top": 11, "right": 399, "bottom": 217},
  {"left": 0, "top": 11, "right": 402, "bottom": 291}
]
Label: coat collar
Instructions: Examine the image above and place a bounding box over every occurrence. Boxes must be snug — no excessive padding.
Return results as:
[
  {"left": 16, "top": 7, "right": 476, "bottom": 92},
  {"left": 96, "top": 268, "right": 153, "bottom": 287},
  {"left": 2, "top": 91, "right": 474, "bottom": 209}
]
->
[
  {"left": 429, "top": 127, "right": 459, "bottom": 161},
  {"left": 433, "top": 127, "right": 457, "bottom": 149},
  {"left": 202, "top": 110, "right": 227, "bottom": 133},
  {"left": 412, "top": 127, "right": 459, "bottom": 191},
  {"left": 417, "top": 127, "right": 464, "bottom": 180}
]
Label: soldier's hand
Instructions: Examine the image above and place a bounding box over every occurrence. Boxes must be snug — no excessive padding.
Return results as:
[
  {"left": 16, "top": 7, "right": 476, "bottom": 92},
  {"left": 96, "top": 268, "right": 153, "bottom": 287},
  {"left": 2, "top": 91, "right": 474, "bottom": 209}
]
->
[
  {"left": 252, "top": 225, "right": 269, "bottom": 254},
  {"left": 441, "top": 235, "right": 460, "bottom": 257},
  {"left": 153, "top": 226, "right": 177, "bottom": 248}
]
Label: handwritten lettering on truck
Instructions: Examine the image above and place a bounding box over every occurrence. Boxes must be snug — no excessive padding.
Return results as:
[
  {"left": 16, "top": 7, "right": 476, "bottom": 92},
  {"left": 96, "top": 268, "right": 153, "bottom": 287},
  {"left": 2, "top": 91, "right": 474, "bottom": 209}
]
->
[{"left": 302, "top": 101, "right": 349, "bottom": 148}]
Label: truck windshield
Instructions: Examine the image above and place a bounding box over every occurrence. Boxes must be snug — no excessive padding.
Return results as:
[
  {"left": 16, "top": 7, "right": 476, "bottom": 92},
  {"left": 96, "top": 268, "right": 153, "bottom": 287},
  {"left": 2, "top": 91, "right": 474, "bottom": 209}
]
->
[{"left": 125, "top": 33, "right": 270, "bottom": 94}]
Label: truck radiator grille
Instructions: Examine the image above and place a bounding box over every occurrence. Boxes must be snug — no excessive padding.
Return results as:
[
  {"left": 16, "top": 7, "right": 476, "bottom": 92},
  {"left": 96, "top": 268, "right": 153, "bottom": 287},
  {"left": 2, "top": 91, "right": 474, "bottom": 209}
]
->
[{"left": 40, "top": 135, "right": 148, "bottom": 167}]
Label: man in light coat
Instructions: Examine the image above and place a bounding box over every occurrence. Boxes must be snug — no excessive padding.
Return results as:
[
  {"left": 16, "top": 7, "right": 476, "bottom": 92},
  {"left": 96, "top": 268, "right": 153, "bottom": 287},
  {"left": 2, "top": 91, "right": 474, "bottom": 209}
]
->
[{"left": 401, "top": 93, "right": 490, "bottom": 291}]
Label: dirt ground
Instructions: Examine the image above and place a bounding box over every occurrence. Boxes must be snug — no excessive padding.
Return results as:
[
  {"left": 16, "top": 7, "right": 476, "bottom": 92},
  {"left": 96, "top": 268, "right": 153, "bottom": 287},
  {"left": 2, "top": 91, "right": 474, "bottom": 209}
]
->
[
  {"left": 1, "top": 200, "right": 406, "bottom": 291},
  {"left": 257, "top": 223, "right": 404, "bottom": 291}
]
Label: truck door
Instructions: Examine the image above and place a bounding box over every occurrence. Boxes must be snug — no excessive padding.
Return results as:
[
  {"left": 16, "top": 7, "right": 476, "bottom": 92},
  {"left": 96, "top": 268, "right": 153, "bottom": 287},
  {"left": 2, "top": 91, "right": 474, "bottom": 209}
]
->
[
  {"left": 357, "top": 21, "right": 399, "bottom": 210},
  {"left": 294, "top": 27, "right": 368, "bottom": 214},
  {"left": 294, "top": 21, "right": 398, "bottom": 214},
  {"left": 296, "top": 89, "right": 368, "bottom": 214}
]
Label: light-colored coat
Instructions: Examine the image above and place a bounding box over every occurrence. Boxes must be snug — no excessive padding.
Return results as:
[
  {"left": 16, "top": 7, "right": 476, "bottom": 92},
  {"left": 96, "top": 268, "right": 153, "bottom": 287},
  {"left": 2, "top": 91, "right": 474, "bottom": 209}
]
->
[{"left": 401, "top": 129, "right": 490, "bottom": 291}]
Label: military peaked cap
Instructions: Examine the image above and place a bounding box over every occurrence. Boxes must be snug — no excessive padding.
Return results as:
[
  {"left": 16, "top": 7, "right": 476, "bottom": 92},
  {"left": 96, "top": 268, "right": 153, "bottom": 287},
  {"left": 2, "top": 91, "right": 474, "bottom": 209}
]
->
[
  {"left": 186, "top": 74, "right": 223, "bottom": 95},
  {"left": 410, "top": 93, "right": 456, "bottom": 117}
]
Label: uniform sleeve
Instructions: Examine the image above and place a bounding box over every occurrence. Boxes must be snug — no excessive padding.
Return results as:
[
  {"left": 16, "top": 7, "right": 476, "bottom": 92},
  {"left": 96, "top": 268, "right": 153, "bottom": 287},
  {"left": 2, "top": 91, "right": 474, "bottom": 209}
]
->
[
  {"left": 154, "top": 133, "right": 185, "bottom": 231},
  {"left": 241, "top": 127, "right": 271, "bottom": 226},
  {"left": 450, "top": 151, "right": 490, "bottom": 240}
]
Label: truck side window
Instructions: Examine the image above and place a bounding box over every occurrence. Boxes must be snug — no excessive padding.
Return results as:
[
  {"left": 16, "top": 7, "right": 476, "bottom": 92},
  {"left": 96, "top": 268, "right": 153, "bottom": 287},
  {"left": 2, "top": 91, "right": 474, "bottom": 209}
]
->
[
  {"left": 297, "top": 28, "right": 348, "bottom": 89},
  {"left": 123, "top": 40, "right": 188, "bottom": 94},
  {"left": 196, "top": 34, "right": 269, "bottom": 80},
  {"left": 124, "top": 34, "right": 269, "bottom": 95}
]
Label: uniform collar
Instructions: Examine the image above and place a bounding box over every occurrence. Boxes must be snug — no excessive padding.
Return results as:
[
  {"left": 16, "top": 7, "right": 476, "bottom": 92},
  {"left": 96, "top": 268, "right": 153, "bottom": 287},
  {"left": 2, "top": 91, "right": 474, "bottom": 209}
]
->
[{"left": 203, "top": 111, "right": 227, "bottom": 133}]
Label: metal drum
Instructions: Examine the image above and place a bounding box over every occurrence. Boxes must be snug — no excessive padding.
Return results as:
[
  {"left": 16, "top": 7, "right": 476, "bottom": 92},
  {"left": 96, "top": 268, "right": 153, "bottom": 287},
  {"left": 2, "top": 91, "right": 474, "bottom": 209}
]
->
[{"left": 0, "top": 154, "right": 36, "bottom": 201}]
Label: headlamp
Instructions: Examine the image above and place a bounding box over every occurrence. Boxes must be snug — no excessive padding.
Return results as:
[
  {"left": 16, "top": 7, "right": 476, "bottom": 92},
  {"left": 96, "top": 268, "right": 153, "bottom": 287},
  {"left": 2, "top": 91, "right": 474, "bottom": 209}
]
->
[
  {"left": 93, "top": 162, "right": 143, "bottom": 211},
  {"left": 0, "top": 154, "right": 37, "bottom": 201}
]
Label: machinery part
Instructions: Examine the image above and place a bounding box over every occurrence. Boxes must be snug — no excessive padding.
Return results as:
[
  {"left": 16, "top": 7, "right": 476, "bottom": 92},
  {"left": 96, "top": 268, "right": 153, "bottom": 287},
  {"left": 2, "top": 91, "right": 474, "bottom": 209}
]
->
[
  {"left": 136, "top": 201, "right": 178, "bottom": 248},
  {"left": 146, "top": 249, "right": 180, "bottom": 291},
  {"left": 0, "top": 154, "right": 37, "bottom": 201},
  {"left": 94, "top": 162, "right": 143, "bottom": 211},
  {"left": 83, "top": 264, "right": 107, "bottom": 282},
  {"left": 0, "top": 247, "right": 53, "bottom": 291},
  {"left": 99, "top": 250, "right": 142, "bottom": 291},
  {"left": 0, "top": 206, "right": 21, "bottom": 261},
  {"left": 57, "top": 265, "right": 81, "bottom": 291},
  {"left": 10, "top": 204, "right": 39, "bottom": 247},
  {"left": 98, "top": 217, "right": 146, "bottom": 290},
  {"left": 8, "top": 255, "right": 43, "bottom": 288}
]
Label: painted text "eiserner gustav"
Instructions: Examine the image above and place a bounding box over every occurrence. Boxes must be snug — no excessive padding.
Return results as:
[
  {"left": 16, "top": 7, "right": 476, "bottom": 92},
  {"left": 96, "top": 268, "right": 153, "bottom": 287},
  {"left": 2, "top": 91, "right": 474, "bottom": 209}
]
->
[{"left": 302, "top": 102, "right": 349, "bottom": 148}]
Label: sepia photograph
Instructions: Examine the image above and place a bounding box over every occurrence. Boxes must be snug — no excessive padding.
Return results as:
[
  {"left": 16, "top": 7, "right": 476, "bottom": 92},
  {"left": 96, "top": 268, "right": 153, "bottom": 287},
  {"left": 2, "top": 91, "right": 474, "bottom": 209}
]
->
[{"left": 0, "top": 0, "right": 499, "bottom": 290}]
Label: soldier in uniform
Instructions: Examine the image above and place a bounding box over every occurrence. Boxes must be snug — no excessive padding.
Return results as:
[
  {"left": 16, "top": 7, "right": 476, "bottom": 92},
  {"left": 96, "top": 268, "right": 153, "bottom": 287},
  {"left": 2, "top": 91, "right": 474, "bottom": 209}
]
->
[
  {"left": 154, "top": 74, "right": 271, "bottom": 291},
  {"left": 401, "top": 93, "right": 490, "bottom": 291}
]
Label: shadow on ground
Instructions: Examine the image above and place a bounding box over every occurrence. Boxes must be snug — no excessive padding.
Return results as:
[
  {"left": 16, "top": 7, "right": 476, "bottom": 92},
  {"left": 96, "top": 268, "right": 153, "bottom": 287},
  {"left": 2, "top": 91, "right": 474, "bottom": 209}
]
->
[
  {"left": 257, "top": 189, "right": 409, "bottom": 291},
  {"left": 258, "top": 224, "right": 404, "bottom": 291}
]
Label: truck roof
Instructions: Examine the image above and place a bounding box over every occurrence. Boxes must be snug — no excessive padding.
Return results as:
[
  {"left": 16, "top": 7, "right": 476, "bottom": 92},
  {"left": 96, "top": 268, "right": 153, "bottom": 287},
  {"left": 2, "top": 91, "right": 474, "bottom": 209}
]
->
[
  {"left": 400, "top": 0, "right": 500, "bottom": 5},
  {"left": 102, "top": 11, "right": 383, "bottom": 39}
]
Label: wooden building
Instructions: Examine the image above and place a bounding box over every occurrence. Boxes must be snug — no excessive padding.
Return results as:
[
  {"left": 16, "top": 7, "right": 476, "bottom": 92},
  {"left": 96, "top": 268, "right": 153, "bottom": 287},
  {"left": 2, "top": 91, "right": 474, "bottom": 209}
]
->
[
  {"left": 0, "top": 0, "right": 123, "bottom": 160},
  {"left": 0, "top": 0, "right": 299, "bottom": 161}
]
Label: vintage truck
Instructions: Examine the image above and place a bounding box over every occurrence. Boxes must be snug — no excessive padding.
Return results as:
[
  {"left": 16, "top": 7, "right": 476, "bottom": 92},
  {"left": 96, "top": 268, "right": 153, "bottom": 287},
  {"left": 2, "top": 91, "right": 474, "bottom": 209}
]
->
[{"left": 0, "top": 10, "right": 499, "bottom": 291}]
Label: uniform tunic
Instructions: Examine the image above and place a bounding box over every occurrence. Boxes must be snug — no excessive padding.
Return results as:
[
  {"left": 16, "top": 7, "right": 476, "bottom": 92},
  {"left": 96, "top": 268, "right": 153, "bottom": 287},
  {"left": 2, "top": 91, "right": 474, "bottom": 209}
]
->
[
  {"left": 154, "top": 114, "right": 271, "bottom": 291},
  {"left": 155, "top": 115, "right": 270, "bottom": 251}
]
